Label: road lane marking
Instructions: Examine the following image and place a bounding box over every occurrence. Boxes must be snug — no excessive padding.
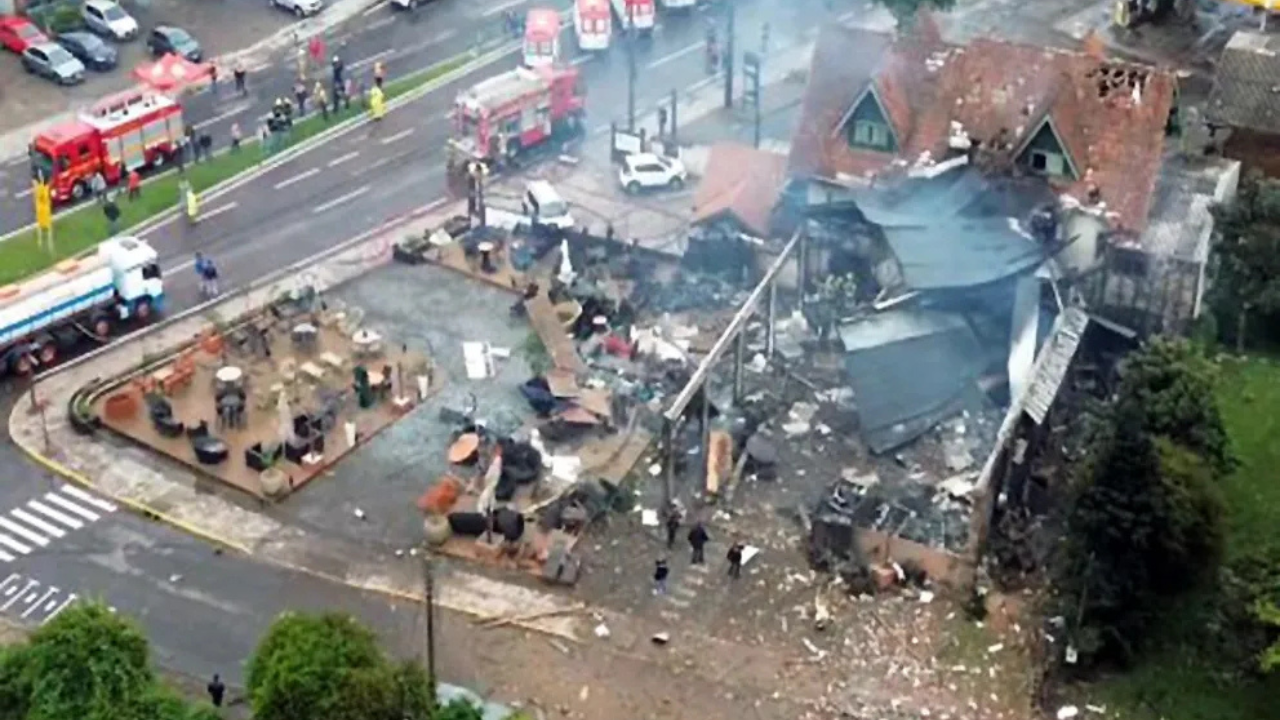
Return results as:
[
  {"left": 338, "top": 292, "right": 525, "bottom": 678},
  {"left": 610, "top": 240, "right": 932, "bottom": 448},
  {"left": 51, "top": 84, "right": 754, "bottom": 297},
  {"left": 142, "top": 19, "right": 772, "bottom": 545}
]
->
[
  {"left": 379, "top": 128, "right": 414, "bottom": 145},
  {"left": 12, "top": 509, "right": 65, "bottom": 538},
  {"left": 201, "top": 202, "right": 239, "bottom": 221},
  {"left": 27, "top": 501, "right": 82, "bottom": 530},
  {"left": 351, "top": 49, "right": 394, "bottom": 70},
  {"left": 61, "top": 486, "right": 117, "bottom": 512},
  {"left": 43, "top": 593, "right": 76, "bottom": 625},
  {"left": 0, "top": 534, "right": 30, "bottom": 555},
  {"left": 194, "top": 104, "right": 248, "bottom": 130},
  {"left": 366, "top": 15, "right": 395, "bottom": 31},
  {"left": 328, "top": 151, "right": 359, "bottom": 167},
  {"left": 483, "top": 0, "right": 525, "bottom": 16},
  {"left": 570, "top": 54, "right": 593, "bottom": 66},
  {"left": 274, "top": 167, "right": 321, "bottom": 189},
  {"left": 1, "top": 580, "right": 35, "bottom": 610},
  {"left": 44, "top": 493, "right": 100, "bottom": 521},
  {"left": 22, "top": 588, "right": 56, "bottom": 618},
  {"left": 646, "top": 42, "right": 701, "bottom": 69},
  {"left": 0, "top": 575, "right": 16, "bottom": 593},
  {"left": 14, "top": 187, "right": 31, "bottom": 199},
  {"left": 0, "top": 550, "right": 12, "bottom": 563},
  {"left": 362, "top": 0, "right": 388, "bottom": 15},
  {"left": 0, "top": 518, "right": 48, "bottom": 546},
  {"left": 313, "top": 185, "right": 369, "bottom": 213}
]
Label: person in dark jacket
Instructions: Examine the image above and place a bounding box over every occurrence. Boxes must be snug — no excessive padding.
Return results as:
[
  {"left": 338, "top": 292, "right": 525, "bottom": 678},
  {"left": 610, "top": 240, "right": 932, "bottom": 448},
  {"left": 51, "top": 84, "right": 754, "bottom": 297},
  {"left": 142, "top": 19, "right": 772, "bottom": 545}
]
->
[
  {"left": 653, "top": 558, "right": 669, "bottom": 595},
  {"left": 726, "top": 540, "right": 744, "bottom": 579},
  {"left": 664, "top": 505, "right": 680, "bottom": 549},
  {"left": 207, "top": 674, "right": 225, "bottom": 707},
  {"left": 687, "top": 521, "right": 709, "bottom": 565}
]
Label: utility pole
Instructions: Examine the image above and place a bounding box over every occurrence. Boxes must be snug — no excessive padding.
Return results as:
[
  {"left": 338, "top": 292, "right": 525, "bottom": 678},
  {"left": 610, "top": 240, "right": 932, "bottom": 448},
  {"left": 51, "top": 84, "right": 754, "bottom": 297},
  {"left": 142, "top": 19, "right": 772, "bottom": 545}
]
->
[
  {"left": 421, "top": 550, "right": 437, "bottom": 693},
  {"left": 627, "top": 3, "right": 637, "bottom": 130},
  {"left": 743, "top": 51, "right": 761, "bottom": 148},
  {"left": 723, "top": 0, "right": 735, "bottom": 109}
]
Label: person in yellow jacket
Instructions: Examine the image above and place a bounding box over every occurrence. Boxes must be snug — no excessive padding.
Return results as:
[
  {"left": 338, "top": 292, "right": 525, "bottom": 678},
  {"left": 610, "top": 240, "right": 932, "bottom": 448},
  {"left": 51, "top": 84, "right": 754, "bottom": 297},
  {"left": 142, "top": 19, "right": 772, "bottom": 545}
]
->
[
  {"left": 368, "top": 83, "right": 385, "bottom": 121},
  {"left": 184, "top": 182, "right": 200, "bottom": 224}
]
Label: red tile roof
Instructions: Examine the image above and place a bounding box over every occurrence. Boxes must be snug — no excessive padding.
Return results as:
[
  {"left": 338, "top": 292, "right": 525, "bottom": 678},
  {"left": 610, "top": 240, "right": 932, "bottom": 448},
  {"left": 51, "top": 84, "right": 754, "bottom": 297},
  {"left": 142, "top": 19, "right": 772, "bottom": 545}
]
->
[
  {"left": 693, "top": 143, "right": 789, "bottom": 237},
  {"left": 789, "top": 25, "right": 1177, "bottom": 234}
]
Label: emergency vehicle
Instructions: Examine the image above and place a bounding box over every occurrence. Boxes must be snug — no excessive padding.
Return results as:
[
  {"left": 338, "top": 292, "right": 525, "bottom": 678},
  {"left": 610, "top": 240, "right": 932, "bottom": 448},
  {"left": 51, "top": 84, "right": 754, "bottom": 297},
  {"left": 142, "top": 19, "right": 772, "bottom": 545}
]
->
[
  {"left": 610, "top": 0, "right": 654, "bottom": 33},
  {"left": 447, "top": 65, "right": 586, "bottom": 170},
  {"left": 657, "top": 0, "right": 696, "bottom": 8},
  {"left": 573, "top": 0, "right": 610, "bottom": 51},
  {"left": 29, "top": 89, "right": 184, "bottom": 204},
  {"left": 522, "top": 7, "right": 560, "bottom": 68},
  {"left": 0, "top": 236, "right": 163, "bottom": 376}
]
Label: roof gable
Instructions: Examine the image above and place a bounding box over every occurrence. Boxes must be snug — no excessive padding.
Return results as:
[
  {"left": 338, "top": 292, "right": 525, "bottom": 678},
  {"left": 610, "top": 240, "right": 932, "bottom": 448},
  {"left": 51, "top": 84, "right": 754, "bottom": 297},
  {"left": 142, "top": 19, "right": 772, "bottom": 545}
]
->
[
  {"left": 1013, "top": 116, "right": 1082, "bottom": 180},
  {"left": 789, "top": 31, "right": 1177, "bottom": 233},
  {"left": 833, "top": 84, "right": 902, "bottom": 151}
]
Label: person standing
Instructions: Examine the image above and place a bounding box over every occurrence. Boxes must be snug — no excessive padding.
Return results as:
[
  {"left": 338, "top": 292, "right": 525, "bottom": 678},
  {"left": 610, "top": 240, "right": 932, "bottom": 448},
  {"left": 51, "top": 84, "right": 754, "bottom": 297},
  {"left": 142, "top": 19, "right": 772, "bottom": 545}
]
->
[
  {"left": 657, "top": 106, "right": 668, "bottom": 138},
  {"left": 313, "top": 81, "right": 329, "bottom": 121},
  {"left": 207, "top": 63, "right": 218, "bottom": 95},
  {"left": 664, "top": 506, "right": 680, "bottom": 549},
  {"left": 201, "top": 257, "right": 220, "bottom": 298},
  {"left": 126, "top": 168, "right": 141, "bottom": 200},
  {"left": 194, "top": 252, "right": 210, "bottom": 295},
  {"left": 184, "top": 183, "right": 199, "bottom": 225},
  {"left": 89, "top": 170, "right": 107, "bottom": 203},
  {"left": 653, "top": 558, "right": 669, "bottom": 595},
  {"left": 331, "top": 55, "right": 344, "bottom": 88},
  {"left": 294, "top": 78, "right": 309, "bottom": 116},
  {"left": 102, "top": 195, "right": 120, "bottom": 234},
  {"left": 207, "top": 674, "right": 225, "bottom": 708},
  {"left": 233, "top": 62, "right": 247, "bottom": 95},
  {"left": 726, "top": 540, "right": 744, "bottom": 580},
  {"left": 373, "top": 59, "right": 385, "bottom": 89},
  {"left": 229, "top": 122, "right": 242, "bottom": 152},
  {"left": 687, "top": 521, "right": 709, "bottom": 565}
]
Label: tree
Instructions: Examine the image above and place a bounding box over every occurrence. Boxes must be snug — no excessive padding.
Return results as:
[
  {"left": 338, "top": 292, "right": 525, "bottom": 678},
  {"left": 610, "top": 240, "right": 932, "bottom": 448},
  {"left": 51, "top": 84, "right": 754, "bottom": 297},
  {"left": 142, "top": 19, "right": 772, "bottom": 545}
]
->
[
  {"left": 1058, "top": 403, "right": 1225, "bottom": 664},
  {"left": 0, "top": 601, "right": 214, "bottom": 720},
  {"left": 871, "top": 0, "right": 956, "bottom": 26},
  {"left": 1115, "top": 336, "right": 1233, "bottom": 475},
  {"left": 1210, "top": 173, "right": 1280, "bottom": 352},
  {"left": 247, "top": 612, "right": 441, "bottom": 720},
  {"left": 1255, "top": 600, "right": 1280, "bottom": 672}
]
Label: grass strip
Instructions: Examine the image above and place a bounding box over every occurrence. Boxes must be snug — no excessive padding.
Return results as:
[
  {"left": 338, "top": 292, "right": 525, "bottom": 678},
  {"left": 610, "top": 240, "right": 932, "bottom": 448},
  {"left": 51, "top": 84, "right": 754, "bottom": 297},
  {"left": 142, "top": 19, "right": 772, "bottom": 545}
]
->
[{"left": 0, "top": 53, "right": 472, "bottom": 286}]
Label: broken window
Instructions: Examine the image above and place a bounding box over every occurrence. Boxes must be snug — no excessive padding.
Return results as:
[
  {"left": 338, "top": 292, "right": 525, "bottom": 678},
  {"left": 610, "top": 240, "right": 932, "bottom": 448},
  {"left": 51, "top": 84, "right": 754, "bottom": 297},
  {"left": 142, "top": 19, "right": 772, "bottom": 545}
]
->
[
  {"left": 1029, "top": 149, "right": 1066, "bottom": 176},
  {"left": 1019, "top": 120, "right": 1076, "bottom": 180}
]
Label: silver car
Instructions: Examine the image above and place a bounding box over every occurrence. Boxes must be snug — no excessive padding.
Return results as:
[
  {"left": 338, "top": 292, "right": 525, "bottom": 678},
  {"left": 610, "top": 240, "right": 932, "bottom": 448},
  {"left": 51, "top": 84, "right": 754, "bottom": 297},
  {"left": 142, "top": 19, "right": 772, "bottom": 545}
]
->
[
  {"left": 270, "top": 0, "right": 323, "bottom": 17},
  {"left": 22, "top": 42, "right": 85, "bottom": 85}
]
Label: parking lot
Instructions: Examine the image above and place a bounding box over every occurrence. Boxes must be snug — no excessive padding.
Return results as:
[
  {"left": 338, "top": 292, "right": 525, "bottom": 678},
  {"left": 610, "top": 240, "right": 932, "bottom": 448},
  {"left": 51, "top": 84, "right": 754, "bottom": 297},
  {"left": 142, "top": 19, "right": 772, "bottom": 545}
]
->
[{"left": 0, "top": 0, "right": 291, "bottom": 132}]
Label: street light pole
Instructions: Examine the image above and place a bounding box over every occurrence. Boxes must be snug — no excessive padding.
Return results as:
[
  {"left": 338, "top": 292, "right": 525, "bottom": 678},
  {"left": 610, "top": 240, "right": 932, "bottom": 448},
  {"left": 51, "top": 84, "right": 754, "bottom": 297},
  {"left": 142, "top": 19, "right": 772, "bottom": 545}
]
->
[
  {"left": 627, "top": 3, "right": 637, "bottom": 131},
  {"left": 421, "top": 550, "right": 437, "bottom": 695},
  {"left": 723, "top": 0, "right": 735, "bottom": 109}
]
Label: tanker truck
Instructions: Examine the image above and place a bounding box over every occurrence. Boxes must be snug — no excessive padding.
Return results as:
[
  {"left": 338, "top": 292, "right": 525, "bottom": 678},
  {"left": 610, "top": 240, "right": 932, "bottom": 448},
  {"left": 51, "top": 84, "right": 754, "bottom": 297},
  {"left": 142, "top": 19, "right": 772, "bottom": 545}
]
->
[{"left": 0, "top": 236, "right": 163, "bottom": 377}]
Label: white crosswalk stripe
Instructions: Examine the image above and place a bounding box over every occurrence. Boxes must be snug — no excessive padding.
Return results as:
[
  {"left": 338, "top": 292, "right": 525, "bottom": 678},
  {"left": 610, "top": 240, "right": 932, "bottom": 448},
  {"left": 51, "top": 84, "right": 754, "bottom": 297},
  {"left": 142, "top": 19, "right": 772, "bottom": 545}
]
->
[
  {"left": 0, "top": 486, "right": 117, "bottom": 562},
  {"left": 0, "top": 573, "right": 81, "bottom": 625}
]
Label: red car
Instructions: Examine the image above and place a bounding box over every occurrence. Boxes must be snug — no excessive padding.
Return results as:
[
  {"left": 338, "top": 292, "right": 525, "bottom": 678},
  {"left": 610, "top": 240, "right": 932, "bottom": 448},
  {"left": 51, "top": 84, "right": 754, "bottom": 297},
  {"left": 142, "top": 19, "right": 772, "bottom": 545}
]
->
[{"left": 0, "top": 16, "right": 48, "bottom": 54}]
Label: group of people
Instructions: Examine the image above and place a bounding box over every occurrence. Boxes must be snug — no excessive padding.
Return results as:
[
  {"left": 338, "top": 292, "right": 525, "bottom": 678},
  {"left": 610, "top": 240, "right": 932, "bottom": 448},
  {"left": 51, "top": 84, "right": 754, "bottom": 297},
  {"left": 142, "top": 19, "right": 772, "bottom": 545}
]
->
[{"left": 654, "top": 505, "right": 746, "bottom": 594}]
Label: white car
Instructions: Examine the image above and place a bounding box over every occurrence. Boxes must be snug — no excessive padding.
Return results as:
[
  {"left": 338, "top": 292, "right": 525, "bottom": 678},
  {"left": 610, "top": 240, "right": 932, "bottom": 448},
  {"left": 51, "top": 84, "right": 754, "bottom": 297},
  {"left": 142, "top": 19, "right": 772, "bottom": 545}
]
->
[
  {"left": 82, "top": 0, "right": 138, "bottom": 41},
  {"left": 618, "top": 152, "right": 687, "bottom": 194},
  {"left": 271, "top": 0, "right": 324, "bottom": 17},
  {"left": 390, "top": 0, "right": 430, "bottom": 9}
]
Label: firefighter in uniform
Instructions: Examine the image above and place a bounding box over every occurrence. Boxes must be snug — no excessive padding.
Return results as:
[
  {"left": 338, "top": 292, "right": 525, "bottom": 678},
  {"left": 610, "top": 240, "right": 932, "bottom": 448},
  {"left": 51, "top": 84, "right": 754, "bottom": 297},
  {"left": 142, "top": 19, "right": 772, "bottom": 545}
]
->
[{"left": 368, "top": 83, "right": 385, "bottom": 121}]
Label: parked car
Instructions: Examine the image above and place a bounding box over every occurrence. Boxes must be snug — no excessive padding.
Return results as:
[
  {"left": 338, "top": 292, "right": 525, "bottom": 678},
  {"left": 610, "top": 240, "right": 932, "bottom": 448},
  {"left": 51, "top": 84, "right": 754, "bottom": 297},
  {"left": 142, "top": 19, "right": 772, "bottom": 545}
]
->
[
  {"left": 390, "top": 0, "right": 432, "bottom": 9},
  {"left": 22, "top": 42, "right": 85, "bottom": 85},
  {"left": 0, "top": 15, "right": 48, "bottom": 54},
  {"left": 82, "top": 0, "right": 138, "bottom": 41},
  {"left": 57, "top": 31, "right": 117, "bottom": 71},
  {"left": 618, "top": 152, "right": 687, "bottom": 194},
  {"left": 147, "top": 25, "right": 201, "bottom": 61},
  {"left": 270, "top": 0, "right": 324, "bottom": 18}
]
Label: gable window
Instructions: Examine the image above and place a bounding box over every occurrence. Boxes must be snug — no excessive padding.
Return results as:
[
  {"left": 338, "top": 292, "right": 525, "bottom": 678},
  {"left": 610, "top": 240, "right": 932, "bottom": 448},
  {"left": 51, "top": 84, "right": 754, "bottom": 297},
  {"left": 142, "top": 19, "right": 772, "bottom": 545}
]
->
[
  {"left": 841, "top": 88, "right": 898, "bottom": 153},
  {"left": 1018, "top": 120, "right": 1076, "bottom": 180}
]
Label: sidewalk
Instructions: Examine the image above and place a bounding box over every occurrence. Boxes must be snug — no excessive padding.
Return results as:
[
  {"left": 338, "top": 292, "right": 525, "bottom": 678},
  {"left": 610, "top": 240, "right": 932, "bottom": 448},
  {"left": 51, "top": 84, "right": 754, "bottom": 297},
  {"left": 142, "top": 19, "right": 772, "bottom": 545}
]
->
[{"left": 0, "top": 0, "right": 381, "bottom": 164}]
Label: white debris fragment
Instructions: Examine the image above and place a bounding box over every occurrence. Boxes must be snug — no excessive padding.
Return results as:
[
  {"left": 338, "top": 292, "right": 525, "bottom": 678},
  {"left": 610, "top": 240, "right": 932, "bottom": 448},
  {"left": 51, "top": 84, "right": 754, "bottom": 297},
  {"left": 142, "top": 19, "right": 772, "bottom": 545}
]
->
[
  {"left": 986, "top": 643, "right": 1004, "bottom": 654},
  {"left": 1085, "top": 704, "right": 1107, "bottom": 714},
  {"left": 353, "top": 508, "right": 366, "bottom": 520},
  {"left": 593, "top": 623, "right": 611, "bottom": 638},
  {"left": 747, "top": 353, "right": 767, "bottom": 373},
  {"left": 1056, "top": 706, "right": 1079, "bottom": 720},
  {"left": 802, "top": 638, "right": 826, "bottom": 659},
  {"left": 641, "top": 509, "right": 659, "bottom": 527},
  {"left": 740, "top": 545, "right": 760, "bottom": 566},
  {"left": 919, "top": 590, "right": 935, "bottom": 604},
  {"left": 648, "top": 462, "right": 662, "bottom": 476},
  {"left": 651, "top": 632, "right": 670, "bottom": 645}
]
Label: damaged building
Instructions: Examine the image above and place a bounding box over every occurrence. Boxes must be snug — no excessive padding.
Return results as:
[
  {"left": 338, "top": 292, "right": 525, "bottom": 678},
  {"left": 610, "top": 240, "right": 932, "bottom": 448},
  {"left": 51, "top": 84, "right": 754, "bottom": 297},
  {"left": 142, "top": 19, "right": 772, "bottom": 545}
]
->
[{"left": 705, "top": 19, "right": 1229, "bottom": 584}]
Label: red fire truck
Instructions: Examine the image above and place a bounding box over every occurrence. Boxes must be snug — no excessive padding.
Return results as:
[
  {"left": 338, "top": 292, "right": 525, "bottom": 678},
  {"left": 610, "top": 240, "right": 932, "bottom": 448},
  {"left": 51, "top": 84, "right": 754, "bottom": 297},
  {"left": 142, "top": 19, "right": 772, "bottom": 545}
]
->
[
  {"left": 29, "top": 89, "right": 185, "bottom": 204},
  {"left": 447, "top": 65, "right": 585, "bottom": 171}
]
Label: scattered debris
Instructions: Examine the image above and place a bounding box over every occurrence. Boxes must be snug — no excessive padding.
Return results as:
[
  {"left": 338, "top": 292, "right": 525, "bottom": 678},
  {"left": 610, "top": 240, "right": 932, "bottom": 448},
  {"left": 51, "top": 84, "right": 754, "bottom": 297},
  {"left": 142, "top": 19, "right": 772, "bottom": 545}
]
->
[
  {"left": 650, "top": 632, "right": 670, "bottom": 645},
  {"left": 593, "top": 622, "right": 611, "bottom": 639},
  {"left": 1056, "top": 706, "right": 1079, "bottom": 720}
]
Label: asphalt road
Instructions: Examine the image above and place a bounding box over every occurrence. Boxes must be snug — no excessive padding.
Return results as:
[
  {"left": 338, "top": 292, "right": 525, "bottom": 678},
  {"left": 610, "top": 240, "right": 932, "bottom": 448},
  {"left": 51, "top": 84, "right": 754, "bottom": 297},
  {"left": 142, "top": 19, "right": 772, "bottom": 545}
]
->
[
  {"left": 0, "top": 0, "right": 528, "bottom": 235},
  {"left": 0, "top": 0, "right": 833, "bottom": 695}
]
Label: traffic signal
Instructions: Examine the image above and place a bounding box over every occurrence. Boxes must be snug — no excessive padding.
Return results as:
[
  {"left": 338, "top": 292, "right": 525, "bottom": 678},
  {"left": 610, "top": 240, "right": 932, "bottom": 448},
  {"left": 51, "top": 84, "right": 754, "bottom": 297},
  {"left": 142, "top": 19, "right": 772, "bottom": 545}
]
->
[{"left": 742, "top": 51, "right": 760, "bottom": 109}]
